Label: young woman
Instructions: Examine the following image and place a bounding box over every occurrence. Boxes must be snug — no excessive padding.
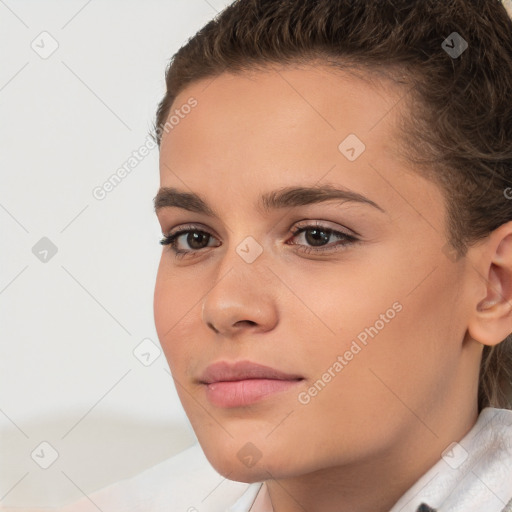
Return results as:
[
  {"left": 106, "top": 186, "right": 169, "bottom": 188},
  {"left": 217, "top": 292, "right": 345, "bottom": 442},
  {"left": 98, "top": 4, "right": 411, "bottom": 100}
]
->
[{"left": 45, "top": 1, "right": 512, "bottom": 511}]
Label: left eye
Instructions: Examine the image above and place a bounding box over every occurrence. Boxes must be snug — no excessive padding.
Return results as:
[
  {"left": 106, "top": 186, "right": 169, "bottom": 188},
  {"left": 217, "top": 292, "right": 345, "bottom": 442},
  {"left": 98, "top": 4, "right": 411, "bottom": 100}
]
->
[{"left": 287, "top": 224, "right": 358, "bottom": 252}]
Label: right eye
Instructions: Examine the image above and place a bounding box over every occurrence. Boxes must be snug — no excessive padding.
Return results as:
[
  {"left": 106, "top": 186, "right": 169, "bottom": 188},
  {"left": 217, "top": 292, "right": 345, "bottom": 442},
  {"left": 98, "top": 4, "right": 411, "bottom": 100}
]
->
[{"left": 160, "top": 225, "right": 221, "bottom": 258}]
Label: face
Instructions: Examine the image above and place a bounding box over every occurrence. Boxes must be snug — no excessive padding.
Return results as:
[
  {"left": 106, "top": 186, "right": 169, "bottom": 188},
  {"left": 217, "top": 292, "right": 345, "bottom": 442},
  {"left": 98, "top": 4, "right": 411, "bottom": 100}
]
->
[{"left": 153, "top": 63, "right": 476, "bottom": 482}]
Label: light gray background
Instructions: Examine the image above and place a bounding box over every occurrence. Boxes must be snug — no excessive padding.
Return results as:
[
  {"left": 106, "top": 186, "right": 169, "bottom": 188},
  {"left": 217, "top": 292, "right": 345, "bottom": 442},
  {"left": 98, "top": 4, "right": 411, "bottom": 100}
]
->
[{"left": 0, "top": 0, "right": 232, "bottom": 507}]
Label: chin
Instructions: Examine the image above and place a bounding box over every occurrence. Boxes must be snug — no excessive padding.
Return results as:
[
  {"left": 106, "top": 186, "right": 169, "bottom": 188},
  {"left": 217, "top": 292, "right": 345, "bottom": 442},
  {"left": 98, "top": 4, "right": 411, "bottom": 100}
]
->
[
  {"left": 197, "top": 436, "right": 315, "bottom": 483},
  {"left": 199, "top": 444, "right": 268, "bottom": 481}
]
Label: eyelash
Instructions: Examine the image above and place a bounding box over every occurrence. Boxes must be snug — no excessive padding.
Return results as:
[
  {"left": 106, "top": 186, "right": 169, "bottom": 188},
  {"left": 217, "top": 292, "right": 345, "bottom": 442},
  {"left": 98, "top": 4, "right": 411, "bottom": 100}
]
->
[{"left": 159, "top": 222, "right": 359, "bottom": 259}]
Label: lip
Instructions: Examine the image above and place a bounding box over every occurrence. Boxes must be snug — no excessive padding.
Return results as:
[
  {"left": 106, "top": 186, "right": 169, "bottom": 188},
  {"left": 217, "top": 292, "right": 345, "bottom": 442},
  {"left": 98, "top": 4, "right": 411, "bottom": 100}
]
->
[
  {"left": 199, "top": 360, "right": 303, "bottom": 384},
  {"left": 198, "top": 360, "right": 304, "bottom": 408}
]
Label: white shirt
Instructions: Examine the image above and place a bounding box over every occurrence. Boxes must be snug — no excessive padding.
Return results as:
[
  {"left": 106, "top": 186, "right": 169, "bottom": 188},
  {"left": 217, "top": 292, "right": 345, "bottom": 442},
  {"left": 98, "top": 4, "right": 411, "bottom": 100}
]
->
[{"left": 3, "top": 407, "right": 511, "bottom": 512}]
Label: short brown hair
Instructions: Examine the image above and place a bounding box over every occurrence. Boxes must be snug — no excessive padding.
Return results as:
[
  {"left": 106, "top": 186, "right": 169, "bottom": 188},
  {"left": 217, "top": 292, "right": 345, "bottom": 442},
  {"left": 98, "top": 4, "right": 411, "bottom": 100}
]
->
[{"left": 153, "top": 0, "right": 512, "bottom": 410}]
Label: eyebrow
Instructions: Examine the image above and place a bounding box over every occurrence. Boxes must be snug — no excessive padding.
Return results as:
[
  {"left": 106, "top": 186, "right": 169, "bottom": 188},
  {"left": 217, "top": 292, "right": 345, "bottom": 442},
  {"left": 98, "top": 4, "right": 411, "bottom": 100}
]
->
[{"left": 153, "top": 184, "right": 386, "bottom": 216}]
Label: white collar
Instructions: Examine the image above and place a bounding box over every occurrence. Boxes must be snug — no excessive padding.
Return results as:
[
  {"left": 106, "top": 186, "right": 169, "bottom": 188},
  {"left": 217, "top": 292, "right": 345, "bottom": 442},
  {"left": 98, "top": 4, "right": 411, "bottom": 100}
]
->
[
  {"left": 226, "top": 482, "right": 263, "bottom": 512},
  {"left": 390, "top": 407, "right": 512, "bottom": 512}
]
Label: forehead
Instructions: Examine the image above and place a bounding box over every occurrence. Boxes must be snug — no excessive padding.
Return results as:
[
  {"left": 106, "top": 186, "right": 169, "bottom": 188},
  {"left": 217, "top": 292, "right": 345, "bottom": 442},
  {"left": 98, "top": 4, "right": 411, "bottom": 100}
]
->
[
  {"left": 157, "top": 64, "right": 442, "bottom": 223},
  {"left": 162, "top": 63, "right": 406, "bottom": 153}
]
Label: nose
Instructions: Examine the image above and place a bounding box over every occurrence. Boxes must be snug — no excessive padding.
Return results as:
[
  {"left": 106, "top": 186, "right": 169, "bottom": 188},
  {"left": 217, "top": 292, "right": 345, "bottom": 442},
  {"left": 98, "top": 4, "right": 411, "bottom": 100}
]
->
[{"left": 201, "top": 253, "right": 279, "bottom": 338}]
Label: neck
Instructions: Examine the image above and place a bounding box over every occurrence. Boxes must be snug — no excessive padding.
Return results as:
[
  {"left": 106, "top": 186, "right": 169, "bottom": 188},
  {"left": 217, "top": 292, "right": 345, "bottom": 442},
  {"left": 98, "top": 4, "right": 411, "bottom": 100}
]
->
[{"left": 264, "top": 403, "right": 479, "bottom": 512}]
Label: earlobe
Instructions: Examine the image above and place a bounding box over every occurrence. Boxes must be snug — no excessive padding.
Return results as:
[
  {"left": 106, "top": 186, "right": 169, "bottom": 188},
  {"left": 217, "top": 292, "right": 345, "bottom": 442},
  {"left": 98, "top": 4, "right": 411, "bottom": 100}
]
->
[{"left": 467, "top": 221, "right": 512, "bottom": 347}]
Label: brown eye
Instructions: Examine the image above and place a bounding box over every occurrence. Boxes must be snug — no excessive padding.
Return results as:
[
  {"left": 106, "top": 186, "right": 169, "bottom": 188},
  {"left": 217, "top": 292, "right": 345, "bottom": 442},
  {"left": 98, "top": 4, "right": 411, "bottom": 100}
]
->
[
  {"left": 302, "top": 227, "right": 331, "bottom": 246},
  {"left": 288, "top": 223, "right": 359, "bottom": 254},
  {"left": 160, "top": 225, "right": 220, "bottom": 257}
]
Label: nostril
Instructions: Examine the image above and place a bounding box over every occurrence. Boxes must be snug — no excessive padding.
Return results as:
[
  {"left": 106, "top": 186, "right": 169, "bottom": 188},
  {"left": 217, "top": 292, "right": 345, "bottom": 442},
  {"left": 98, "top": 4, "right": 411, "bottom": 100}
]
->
[
  {"left": 235, "top": 320, "right": 257, "bottom": 327},
  {"left": 207, "top": 322, "right": 219, "bottom": 333}
]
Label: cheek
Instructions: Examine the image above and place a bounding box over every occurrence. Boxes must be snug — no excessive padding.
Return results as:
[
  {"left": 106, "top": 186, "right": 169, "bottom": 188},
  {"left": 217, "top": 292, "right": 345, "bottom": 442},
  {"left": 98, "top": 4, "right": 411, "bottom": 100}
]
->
[
  {"left": 332, "top": 265, "right": 465, "bottom": 424},
  {"left": 153, "top": 260, "right": 196, "bottom": 372},
  {"left": 275, "top": 255, "right": 404, "bottom": 345},
  {"left": 285, "top": 247, "right": 462, "bottom": 416},
  {"left": 153, "top": 262, "right": 172, "bottom": 345}
]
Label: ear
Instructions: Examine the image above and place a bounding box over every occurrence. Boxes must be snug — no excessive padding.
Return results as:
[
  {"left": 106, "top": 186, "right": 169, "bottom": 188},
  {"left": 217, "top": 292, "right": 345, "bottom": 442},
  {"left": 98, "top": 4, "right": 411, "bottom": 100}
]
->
[{"left": 467, "top": 220, "right": 512, "bottom": 346}]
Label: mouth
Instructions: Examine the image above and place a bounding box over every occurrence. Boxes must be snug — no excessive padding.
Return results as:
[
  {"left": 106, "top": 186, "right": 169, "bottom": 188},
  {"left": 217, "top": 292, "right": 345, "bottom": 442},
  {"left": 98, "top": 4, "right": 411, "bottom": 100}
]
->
[{"left": 198, "top": 360, "right": 304, "bottom": 408}]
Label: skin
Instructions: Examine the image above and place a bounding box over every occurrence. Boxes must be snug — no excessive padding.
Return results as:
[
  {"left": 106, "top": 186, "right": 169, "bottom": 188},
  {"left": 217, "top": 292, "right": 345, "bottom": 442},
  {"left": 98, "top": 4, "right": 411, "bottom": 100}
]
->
[{"left": 153, "top": 63, "right": 512, "bottom": 512}]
